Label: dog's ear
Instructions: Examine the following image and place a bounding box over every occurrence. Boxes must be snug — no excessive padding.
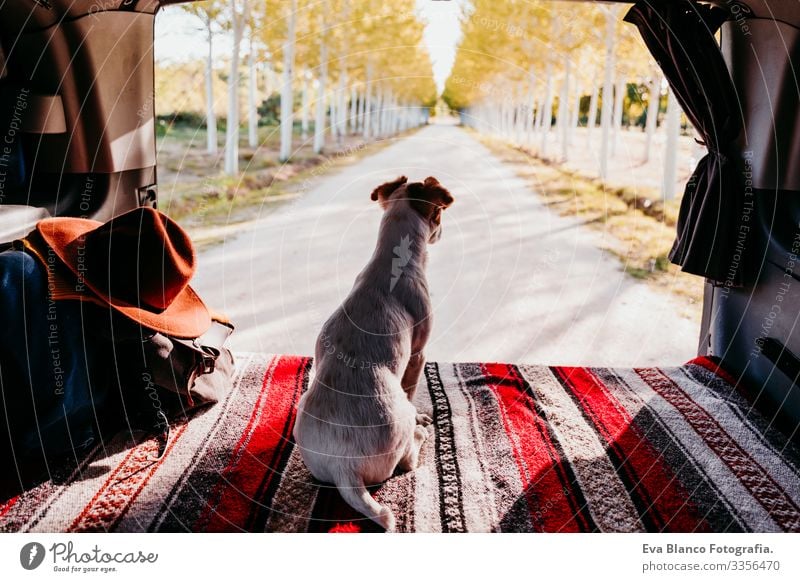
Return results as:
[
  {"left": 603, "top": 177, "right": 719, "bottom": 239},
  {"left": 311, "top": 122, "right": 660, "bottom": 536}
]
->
[
  {"left": 370, "top": 176, "right": 408, "bottom": 204},
  {"left": 408, "top": 176, "right": 454, "bottom": 221}
]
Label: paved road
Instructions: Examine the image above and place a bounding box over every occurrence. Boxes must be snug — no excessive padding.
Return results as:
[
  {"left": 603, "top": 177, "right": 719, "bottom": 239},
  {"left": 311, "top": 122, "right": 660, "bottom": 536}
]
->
[{"left": 193, "top": 124, "right": 698, "bottom": 366}]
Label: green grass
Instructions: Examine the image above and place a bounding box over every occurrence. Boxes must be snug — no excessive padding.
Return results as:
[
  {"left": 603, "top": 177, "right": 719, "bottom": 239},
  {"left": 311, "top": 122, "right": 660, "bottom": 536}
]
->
[{"left": 156, "top": 122, "right": 413, "bottom": 236}]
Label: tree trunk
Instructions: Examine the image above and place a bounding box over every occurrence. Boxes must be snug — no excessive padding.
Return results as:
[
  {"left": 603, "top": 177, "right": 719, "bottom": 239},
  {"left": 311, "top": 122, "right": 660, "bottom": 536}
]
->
[
  {"left": 643, "top": 73, "right": 660, "bottom": 163},
  {"left": 533, "top": 92, "right": 542, "bottom": 138},
  {"left": 279, "top": 0, "right": 297, "bottom": 162},
  {"left": 612, "top": 76, "right": 625, "bottom": 157},
  {"left": 514, "top": 85, "right": 525, "bottom": 145},
  {"left": 496, "top": 101, "right": 503, "bottom": 137},
  {"left": 525, "top": 69, "right": 536, "bottom": 146},
  {"left": 313, "top": 76, "right": 327, "bottom": 153},
  {"left": 395, "top": 96, "right": 400, "bottom": 135},
  {"left": 397, "top": 99, "right": 402, "bottom": 134},
  {"left": 340, "top": 89, "right": 347, "bottom": 137},
  {"left": 559, "top": 55, "right": 571, "bottom": 161},
  {"left": 599, "top": 8, "right": 616, "bottom": 181},
  {"left": 389, "top": 94, "right": 398, "bottom": 135},
  {"left": 539, "top": 62, "right": 553, "bottom": 156},
  {"left": 363, "top": 81, "right": 372, "bottom": 139},
  {"left": 507, "top": 97, "right": 515, "bottom": 141},
  {"left": 358, "top": 86, "right": 366, "bottom": 133},
  {"left": 396, "top": 99, "right": 402, "bottom": 133},
  {"left": 499, "top": 98, "right": 507, "bottom": 138},
  {"left": 526, "top": 96, "right": 536, "bottom": 147},
  {"left": 662, "top": 87, "right": 680, "bottom": 200},
  {"left": 391, "top": 95, "right": 398, "bottom": 135},
  {"left": 375, "top": 86, "right": 383, "bottom": 138},
  {"left": 224, "top": 0, "right": 246, "bottom": 175},
  {"left": 300, "top": 70, "right": 310, "bottom": 140},
  {"left": 247, "top": 30, "right": 258, "bottom": 148},
  {"left": 349, "top": 85, "right": 358, "bottom": 134},
  {"left": 262, "top": 64, "right": 272, "bottom": 96},
  {"left": 396, "top": 97, "right": 402, "bottom": 134},
  {"left": 586, "top": 71, "right": 599, "bottom": 148},
  {"left": 387, "top": 91, "right": 394, "bottom": 137},
  {"left": 204, "top": 14, "right": 217, "bottom": 154},
  {"left": 313, "top": 7, "right": 328, "bottom": 154},
  {"left": 382, "top": 89, "right": 390, "bottom": 137},
  {"left": 570, "top": 79, "right": 581, "bottom": 145},
  {"left": 385, "top": 90, "right": 393, "bottom": 137},
  {"left": 336, "top": 70, "right": 347, "bottom": 144},
  {"left": 397, "top": 97, "right": 403, "bottom": 135},
  {"left": 500, "top": 98, "right": 509, "bottom": 139},
  {"left": 329, "top": 88, "right": 337, "bottom": 141}
]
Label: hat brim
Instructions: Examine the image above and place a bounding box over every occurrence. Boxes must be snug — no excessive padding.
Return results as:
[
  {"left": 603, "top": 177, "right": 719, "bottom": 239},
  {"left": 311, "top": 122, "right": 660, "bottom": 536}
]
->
[{"left": 36, "top": 216, "right": 212, "bottom": 339}]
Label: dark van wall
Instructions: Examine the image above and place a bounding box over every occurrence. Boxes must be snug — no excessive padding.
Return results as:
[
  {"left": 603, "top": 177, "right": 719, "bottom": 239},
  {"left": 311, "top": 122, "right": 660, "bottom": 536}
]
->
[
  {"left": 704, "top": 3, "right": 800, "bottom": 435},
  {"left": 0, "top": 1, "right": 170, "bottom": 226}
]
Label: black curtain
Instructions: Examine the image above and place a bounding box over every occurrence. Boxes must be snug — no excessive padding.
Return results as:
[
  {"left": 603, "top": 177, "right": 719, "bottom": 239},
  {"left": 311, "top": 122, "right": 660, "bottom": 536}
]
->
[{"left": 625, "top": 0, "right": 750, "bottom": 286}]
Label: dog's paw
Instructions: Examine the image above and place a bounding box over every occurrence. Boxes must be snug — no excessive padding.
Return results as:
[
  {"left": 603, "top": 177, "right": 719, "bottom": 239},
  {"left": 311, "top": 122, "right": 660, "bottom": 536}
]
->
[{"left": 416, "top": 413, "right": 433, "bottom": 427}]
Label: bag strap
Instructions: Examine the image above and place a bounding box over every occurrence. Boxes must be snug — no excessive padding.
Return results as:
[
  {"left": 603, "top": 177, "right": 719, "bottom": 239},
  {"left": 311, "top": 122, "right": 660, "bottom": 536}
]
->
[
  {"left": 0, "top": 240, "right": 23, "bottom": 253},
  {"left": 137, "top": 319, "right": 234, "bottom": 450}
]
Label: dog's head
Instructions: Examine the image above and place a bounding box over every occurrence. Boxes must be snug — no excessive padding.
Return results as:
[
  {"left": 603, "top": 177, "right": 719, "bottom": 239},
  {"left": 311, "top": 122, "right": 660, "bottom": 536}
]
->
[{"left": 370, "top": 176, "right": 454, "bottom": 244}]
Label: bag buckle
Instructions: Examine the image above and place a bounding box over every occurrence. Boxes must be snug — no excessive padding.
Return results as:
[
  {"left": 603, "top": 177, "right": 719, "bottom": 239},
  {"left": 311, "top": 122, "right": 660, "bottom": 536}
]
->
[{"left": 201, "top": 353, "right": 216, "bottom": 375}]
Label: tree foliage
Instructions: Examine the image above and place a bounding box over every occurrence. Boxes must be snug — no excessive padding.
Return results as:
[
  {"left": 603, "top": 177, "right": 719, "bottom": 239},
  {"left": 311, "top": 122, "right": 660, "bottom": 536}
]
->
[
  {"left": 443, "top": 1, "right": 653, "bottom": 111},
  {"left": 251, "top": 0, "right": 436, "bottom": 105}
]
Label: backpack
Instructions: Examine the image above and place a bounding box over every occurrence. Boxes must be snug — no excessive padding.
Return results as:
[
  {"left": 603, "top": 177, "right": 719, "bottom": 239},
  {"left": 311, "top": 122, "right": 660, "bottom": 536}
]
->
[
  {"left": 0, "top": 244, "right": 235, "bottom": 485},
  {"left": 95, "top": 309, "right": 235, "bottom": 453}
]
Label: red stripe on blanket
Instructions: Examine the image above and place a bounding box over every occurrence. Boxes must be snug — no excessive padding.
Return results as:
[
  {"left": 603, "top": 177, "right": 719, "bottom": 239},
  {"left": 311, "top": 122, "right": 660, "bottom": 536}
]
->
[
  {"left": 637, "top": 368, "right": 800, "bottom": 532},
  {"left": 328, "top": 521, "right": 361, "bottom": 533},
  {"left": 199, "top": 356, "right": 308, "bottom": 532},
  {"left": 0, "top": 496, "right": 18, "bottom": 518},
  {"left": 68, "top": 423, "right": 189, "bottom": 532},
  {"left": 481, "top": 363, "right": 587, "bottom": 532},
  {"left": 554, "top": 366, "right": 707, "bottom": 532}
]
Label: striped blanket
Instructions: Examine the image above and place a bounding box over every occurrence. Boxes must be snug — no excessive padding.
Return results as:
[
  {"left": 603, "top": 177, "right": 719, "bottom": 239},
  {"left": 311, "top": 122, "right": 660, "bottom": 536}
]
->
[{"left": 1, "top": 354, "right": 798, "bottom": 533}]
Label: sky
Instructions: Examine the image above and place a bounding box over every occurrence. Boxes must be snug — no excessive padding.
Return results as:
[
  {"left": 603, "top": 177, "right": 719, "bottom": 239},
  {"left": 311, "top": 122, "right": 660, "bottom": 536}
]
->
[
  {"left": 154, "top": 0, "right": 463, "bottom": 93},
  {"left": 416, "top": 0, "right": 463, "bottom": 92}
]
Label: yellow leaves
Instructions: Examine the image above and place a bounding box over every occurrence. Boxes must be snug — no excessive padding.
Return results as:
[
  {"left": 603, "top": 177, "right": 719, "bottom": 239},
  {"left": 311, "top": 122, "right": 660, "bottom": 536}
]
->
[
  {"left": 445, "top": 0, "right": 655, "bottom": 109},
  {"left": 248, "top": 0, "right": 435, "bottom": 103}
]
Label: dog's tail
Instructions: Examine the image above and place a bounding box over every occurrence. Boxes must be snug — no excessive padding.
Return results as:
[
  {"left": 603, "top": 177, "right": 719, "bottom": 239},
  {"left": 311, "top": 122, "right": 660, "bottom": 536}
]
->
[{"left": 336, "top": 473, "right": 396, "bottom": 532}]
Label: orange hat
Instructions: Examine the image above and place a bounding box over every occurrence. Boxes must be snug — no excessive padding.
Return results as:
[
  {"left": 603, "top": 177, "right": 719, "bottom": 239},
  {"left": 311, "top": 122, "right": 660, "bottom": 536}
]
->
[{"left": 28, "top": 207, "right": 212, "bottom": 339}]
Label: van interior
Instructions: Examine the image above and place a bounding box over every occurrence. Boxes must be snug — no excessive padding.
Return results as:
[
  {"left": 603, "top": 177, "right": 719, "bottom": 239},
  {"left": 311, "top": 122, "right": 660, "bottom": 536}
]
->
[{"left": 0, "top": 0, "right": 798, "bottom": 533}]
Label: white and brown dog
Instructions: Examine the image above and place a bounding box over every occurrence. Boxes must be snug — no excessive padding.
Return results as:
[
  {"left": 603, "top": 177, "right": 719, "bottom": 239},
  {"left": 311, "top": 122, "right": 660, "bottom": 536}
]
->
[{"left": 293, "top": 176, "right": 454, "bottom": 531}]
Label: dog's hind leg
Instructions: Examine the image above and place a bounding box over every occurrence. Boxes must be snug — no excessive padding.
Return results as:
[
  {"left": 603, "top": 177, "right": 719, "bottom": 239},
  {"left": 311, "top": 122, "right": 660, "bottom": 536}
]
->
[
  {"left": 397, "top": 425, "right": 428, "bottom": 473},
  {"left": 401, "top": 352, "right": 426, "bottom": 402},
  {"left": 402, "top": 354, "right": 432, "bottom": 425}
]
